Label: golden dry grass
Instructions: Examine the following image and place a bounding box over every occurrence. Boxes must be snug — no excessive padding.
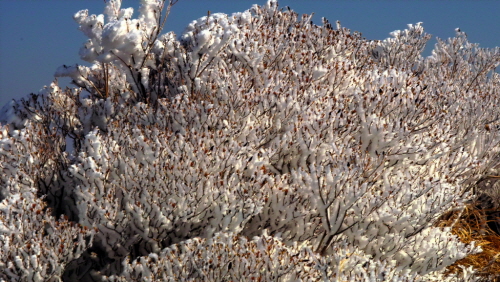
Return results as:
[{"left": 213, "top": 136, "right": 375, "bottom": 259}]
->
[{"left": 437, "top": 204, "right": 500, "bottom": 281}]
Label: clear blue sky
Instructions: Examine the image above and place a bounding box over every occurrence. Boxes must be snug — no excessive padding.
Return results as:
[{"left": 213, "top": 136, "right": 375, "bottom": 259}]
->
[{"left": 1, "top": 1, "right": 499, "bottom": 108}]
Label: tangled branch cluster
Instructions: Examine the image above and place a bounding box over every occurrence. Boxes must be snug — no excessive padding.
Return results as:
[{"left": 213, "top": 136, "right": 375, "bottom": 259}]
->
[{"left": 2, "top": 0, "right": 500, "bottom": 281}]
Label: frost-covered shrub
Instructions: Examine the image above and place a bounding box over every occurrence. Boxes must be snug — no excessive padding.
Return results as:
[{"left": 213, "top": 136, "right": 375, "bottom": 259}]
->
[
  {"left": 102, "top": 232, "right": 478, "bottom": 282},
  {"left": 102, "top": 231, "right": 425, "bottom": 282},
  {"left": 103, "top": 231, "right": 325, "bottom": 281},
  {"left": 0, "top": 192, "right": 93, "bottom": 281},
  {"left": 2, "top": 0, "right": 500, "bottom": 281}
]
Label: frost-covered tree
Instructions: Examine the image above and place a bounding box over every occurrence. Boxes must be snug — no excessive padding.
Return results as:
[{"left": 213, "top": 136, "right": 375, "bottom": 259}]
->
[{"left": 1, "top": 0, "right": 500, "bottom": 281}]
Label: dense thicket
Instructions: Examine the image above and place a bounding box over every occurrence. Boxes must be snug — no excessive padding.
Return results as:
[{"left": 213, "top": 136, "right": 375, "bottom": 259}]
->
[{"left": 2, "top": 0, "right": 500, "bottom": 281}]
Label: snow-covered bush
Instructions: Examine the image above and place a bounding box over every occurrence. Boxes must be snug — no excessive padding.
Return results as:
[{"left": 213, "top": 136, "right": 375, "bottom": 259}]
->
[
  {"left": 2, "top": 0, "right": 500, "bottom": 281},
  {"left": 0, "top": 192, "right": 94, "bottom": 281}
]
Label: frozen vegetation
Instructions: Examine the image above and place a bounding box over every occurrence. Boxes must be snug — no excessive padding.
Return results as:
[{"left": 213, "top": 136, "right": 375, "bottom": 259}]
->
[{"left": 1, "top": 0, "right": 500, "bottom": 281}]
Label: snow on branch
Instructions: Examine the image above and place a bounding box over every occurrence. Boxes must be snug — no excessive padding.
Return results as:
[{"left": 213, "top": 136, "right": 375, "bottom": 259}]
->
[{"left": 2, "top": 0, "right": 500, "bottom": 280}]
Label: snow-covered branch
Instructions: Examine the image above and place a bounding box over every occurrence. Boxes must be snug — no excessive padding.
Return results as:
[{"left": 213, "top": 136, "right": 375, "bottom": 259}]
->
[{"left": 2, "top": 0, "right": 500, "bottom": 280}]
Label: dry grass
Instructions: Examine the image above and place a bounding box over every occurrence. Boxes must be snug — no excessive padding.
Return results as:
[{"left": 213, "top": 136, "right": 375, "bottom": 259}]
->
[{"left": 437, "top": 204, "right": 500, "bottom": 281}]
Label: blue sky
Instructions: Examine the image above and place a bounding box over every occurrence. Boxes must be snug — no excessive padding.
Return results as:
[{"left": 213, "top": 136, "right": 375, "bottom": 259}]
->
[{"left": 1, "top": 1, "right": 499, "bottom": 108}]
